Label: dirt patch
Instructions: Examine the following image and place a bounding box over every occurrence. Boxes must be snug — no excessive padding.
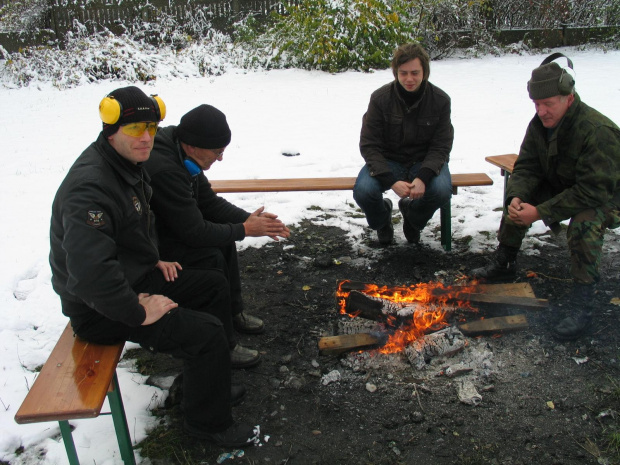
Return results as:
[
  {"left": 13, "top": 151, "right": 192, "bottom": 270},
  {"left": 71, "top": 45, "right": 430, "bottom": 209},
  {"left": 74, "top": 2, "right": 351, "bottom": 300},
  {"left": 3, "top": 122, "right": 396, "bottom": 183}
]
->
[{"left": 135, "top": 218, "right": 620, "bottom": 465}]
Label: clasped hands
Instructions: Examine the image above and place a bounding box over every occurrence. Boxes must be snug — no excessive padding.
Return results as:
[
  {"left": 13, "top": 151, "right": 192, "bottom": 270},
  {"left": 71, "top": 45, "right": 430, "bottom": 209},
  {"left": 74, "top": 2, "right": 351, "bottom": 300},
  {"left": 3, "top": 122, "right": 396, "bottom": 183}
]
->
[
  {"left": 393, "top": 179, "right": 425, "bottom": 200},
  {"left": 507, "top": 197, "right": 540, "bottom": 226}
]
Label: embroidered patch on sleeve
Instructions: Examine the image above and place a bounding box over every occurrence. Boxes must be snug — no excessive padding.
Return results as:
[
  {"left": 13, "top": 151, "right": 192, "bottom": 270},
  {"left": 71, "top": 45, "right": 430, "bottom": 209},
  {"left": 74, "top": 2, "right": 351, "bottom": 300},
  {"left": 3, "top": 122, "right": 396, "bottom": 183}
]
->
[{"left": 87, "top": 210, "right": 105, "bottom": 227}]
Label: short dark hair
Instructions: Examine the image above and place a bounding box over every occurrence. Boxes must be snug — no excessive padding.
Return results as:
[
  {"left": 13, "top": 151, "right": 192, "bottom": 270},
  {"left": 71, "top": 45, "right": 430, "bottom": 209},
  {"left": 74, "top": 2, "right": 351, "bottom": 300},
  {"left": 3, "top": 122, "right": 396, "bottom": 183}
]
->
[{"left": 391, "top": 43, "right": 430, "bottom": 81}]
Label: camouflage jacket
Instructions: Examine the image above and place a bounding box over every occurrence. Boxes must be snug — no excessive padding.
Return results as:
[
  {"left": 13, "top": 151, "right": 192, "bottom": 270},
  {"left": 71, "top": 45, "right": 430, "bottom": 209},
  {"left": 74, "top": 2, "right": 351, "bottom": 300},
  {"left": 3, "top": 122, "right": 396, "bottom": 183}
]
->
[{"left": 507, "top": 93, "right": 620, "bottom": 226}]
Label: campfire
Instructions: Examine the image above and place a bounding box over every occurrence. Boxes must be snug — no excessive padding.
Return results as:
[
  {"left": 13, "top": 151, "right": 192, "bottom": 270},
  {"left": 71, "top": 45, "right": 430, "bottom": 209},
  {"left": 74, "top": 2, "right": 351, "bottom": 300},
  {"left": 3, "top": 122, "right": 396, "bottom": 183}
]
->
[
  {"left": 319, "top": 280, "right": 548, "bottom": 367},
  {"left": 335, "top": 280, "right": 479, "bottom": 354}
]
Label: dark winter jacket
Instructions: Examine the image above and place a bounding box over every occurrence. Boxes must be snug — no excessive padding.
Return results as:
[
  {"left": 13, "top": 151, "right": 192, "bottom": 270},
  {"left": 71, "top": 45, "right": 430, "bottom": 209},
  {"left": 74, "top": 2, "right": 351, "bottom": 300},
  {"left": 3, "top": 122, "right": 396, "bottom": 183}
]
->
[
  {"left": 144, "top": 126, "right": 250, "bottom": 256},
  {"left": 359, "top": 80, "right": 454, "bottom": 190},
  {"left": 49, "top": 133, "right": 156, "bottom": 328},
  {"left": 507, "top": 93, "right": 620, "bottom": 226}
]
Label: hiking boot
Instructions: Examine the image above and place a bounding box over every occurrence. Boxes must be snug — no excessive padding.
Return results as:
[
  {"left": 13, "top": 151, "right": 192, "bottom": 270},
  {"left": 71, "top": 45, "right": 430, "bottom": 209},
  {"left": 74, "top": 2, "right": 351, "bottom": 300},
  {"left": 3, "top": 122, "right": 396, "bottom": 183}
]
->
[
  {"left": 184, "top": 421, "right": 258, "bottom": 447},
  {"left": 554, "top": 283, "right": 595, "bottom": 340},
  {"left": 554, "top": 311, "right": 592, "bottom": 340},
  {"left": 398, "top": 198, "right": 421, "bottom": 243},
  {"left": 376, "top": 198, "right": 394, "bottom": 245},
  {"left": 231, "top": 343, "right": 261, "bottom": 369},
  {"left": 233, "top": 312, "right": 265, "bottom": 334},
  {"left": 470, "top": 244, "right": 519, "bottom": 281}
]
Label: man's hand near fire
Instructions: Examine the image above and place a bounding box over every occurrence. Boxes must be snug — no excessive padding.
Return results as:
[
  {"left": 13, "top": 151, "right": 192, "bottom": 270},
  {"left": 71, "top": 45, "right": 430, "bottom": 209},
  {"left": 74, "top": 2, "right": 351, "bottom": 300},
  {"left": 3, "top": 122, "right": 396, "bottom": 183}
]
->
[
  {"left": 244, "top": 206, "right": 291, "bottom": 241},
  {"left": 507, "top": 197, "right": 540, "bottom": 226}
]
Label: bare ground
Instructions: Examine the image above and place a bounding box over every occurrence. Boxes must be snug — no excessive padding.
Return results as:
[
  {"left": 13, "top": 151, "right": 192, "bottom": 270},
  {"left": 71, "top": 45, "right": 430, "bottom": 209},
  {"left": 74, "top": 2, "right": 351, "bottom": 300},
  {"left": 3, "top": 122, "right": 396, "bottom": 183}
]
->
[{"left": 135, "top": 217, "right": 620, "bottom": 465}]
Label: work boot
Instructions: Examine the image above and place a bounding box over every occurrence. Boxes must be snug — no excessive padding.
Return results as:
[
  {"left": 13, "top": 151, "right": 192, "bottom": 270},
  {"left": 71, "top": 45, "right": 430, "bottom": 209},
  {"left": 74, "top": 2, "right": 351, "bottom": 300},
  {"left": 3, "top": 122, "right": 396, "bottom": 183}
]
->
[
  {"left": 554, "top": 283, "right": 595, "bottom": 340},
  {"left": 231, "top": 343, "right": 261, "bottom": 369},
  {"left": 398, "top": 198, "right": 421, "bottom": 243},
  {"left": 376, "top": 198, "right": 394, "bottom": 245},
  {"left": 165, "top": 375, "right": 246, "bottom": 408},
  {"left": 233, "top": 312, "right": 265, "bottom": 334},
  {"left": 184, "top": 421, "right": 258, "bottom": 447},
  {"left": 470, "top": 244, "right": 519, "bottom": 281}
]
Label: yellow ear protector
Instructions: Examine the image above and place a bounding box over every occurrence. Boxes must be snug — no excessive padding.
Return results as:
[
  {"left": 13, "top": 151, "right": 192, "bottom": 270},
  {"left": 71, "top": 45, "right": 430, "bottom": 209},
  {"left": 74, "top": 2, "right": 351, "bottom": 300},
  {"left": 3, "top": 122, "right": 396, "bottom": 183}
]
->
[
  {"left": 99, "top": 94, "right": 166, "bottom": 125},
  {"left": 528, "top": 52, "right": 575, "bottom": 95}
]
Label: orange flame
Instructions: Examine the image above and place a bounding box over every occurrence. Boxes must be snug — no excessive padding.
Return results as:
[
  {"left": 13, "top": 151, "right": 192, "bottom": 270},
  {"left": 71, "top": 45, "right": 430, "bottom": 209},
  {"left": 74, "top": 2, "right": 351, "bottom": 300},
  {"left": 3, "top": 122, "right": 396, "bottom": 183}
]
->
[{"left": 336, "top": 280, "right": 478, "bottom": 353}]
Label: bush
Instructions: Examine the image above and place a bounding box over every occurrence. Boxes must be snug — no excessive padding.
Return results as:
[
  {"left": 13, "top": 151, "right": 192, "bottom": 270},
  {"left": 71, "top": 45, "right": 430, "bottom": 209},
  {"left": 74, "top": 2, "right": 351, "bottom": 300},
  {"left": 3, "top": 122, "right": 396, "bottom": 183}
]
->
[{"left": 235, "top": 0, "right": 418, "bottom": 72}]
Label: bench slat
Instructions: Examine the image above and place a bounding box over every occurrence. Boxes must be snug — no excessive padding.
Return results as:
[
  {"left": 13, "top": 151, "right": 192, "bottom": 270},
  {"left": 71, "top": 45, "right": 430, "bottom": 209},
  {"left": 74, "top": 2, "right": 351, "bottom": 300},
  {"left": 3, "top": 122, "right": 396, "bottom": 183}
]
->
[
  {"left": 484, "top": 154, "right": 518, "bottom": 174},
  {"left": 209, "top": 173, "right": 492, "bottom": 194},
  {"left": 15, "top": 323, "right": 124, "bottom": 424}
]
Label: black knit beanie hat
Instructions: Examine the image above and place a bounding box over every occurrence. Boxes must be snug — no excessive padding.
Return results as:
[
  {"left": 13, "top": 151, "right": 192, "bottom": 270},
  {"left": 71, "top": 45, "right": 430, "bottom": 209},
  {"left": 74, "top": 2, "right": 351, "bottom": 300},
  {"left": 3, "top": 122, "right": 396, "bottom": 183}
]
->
[
  {"left": 176, "top": 104, "right": 232, "bottom": 149},
  {"left": 528, "top": 62, "right": 569, "bottom": 100},
  {"left": 101, "top": 86, "right": 160, "bottom": 137}
]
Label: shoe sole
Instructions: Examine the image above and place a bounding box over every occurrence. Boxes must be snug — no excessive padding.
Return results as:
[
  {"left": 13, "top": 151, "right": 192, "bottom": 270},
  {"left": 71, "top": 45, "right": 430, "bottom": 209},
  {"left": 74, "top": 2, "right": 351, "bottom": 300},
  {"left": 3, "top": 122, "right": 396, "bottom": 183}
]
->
[
  {"left": 234, "top": 324, "right": 265, "bottom": 335},
  {"left": 183, "top": 426, "right": 253, "bottom": 447},
  {"left": 231, "top": 354, "right": 262, "bottom": 369}
]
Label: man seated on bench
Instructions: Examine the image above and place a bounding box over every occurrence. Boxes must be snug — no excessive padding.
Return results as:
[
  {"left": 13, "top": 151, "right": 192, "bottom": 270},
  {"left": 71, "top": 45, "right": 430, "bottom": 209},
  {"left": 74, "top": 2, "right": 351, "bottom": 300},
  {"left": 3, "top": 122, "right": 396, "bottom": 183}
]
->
[
  {"left": 353, "top": 42, "right": 454, "bottom": 246},
  {"left": 144, "top": 104, "right": 290, "bottom": 360},
  {"left": 49, "top": 86, "right": 257, "bottom": 447},
  {"left": 471, "top": 53, "right": 620, "bottom": 340}
]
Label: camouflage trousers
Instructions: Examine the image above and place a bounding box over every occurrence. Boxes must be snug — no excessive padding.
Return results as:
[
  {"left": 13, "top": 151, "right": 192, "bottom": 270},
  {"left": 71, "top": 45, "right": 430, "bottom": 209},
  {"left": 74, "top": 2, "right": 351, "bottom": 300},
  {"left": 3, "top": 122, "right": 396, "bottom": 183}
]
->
[{"left": 498, "top": 202, "right": 620, "bottom": 285}]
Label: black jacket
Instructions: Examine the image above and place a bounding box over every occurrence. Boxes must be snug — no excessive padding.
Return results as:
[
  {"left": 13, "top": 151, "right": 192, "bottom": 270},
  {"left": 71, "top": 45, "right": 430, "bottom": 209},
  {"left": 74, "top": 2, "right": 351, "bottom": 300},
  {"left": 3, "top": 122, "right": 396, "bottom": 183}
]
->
[
  {"left": 49, "top": 133, "right": 155, "bottom": 327},
  {"left": 359, "top": 80, "right": 454, "bottom": 189},
  {"left": 144, "top": 126, "right": 250, "bottom": 257}
]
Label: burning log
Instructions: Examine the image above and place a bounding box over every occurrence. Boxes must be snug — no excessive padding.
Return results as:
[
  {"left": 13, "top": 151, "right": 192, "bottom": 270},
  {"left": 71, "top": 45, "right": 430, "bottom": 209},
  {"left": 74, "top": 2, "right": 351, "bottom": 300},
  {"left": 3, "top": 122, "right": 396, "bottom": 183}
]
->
[
  {"left": 337, "top": 280, "right": 548, "bottom": 312},
  {"left": 344, "top": 290, "right": 445, "bottom": 322},
  {"left": 404, "top": 327, "right": 466, "bottom": 370}
]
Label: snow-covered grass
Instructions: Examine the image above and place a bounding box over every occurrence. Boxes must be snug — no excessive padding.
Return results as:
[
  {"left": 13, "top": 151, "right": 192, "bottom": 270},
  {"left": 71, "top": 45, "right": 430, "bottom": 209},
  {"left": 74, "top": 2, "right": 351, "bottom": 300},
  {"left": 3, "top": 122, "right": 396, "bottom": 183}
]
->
[{"left": 0, "top": 47, "right": 619, "bottom": 464}]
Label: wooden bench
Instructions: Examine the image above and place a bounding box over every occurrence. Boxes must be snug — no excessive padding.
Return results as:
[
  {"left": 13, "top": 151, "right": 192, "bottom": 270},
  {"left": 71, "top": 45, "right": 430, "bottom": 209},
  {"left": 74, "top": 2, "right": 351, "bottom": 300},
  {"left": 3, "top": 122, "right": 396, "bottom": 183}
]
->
[
  {"left": 210, "top": 172, "right": 493, "bottom": 251},
  {"left": 15, "top": 322, "right": 135, "bottom": 465},
  {"left": 485, "top": 153, "right": 518, "bottom": 198}
]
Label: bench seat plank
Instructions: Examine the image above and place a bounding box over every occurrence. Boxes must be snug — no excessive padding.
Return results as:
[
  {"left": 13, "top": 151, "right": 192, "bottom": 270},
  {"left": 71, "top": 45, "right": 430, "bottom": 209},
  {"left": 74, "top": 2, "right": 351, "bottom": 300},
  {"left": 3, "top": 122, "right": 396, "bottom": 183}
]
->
[
  {"left": 209, "top": 173, "right": 492, "bottom": 194},
  {"left": 15, "top": 323, "right": 124, "bottom": 424},
  {"left": 485, "top": 154, "right": 518, "bottom": 174}
]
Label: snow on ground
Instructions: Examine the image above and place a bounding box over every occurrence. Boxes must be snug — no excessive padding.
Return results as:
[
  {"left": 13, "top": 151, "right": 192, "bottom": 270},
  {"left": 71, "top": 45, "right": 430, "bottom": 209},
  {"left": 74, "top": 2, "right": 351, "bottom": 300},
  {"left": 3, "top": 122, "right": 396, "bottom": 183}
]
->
[{"left": 0, "top": 47, "right": 619, "bottom": 464}]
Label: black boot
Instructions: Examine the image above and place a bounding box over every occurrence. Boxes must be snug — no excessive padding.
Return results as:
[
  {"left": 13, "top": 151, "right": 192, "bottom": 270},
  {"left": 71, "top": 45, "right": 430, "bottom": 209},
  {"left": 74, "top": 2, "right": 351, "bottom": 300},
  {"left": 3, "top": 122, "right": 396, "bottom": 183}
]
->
[
  {"left": 554, "top": 283, "right": 595, "bottom": 340},
  {"left": 376, "top": 198, "right": 394, "bottom": 246},
  {"left": 470, "top": 244, "right": 518, "bottom": 281}
]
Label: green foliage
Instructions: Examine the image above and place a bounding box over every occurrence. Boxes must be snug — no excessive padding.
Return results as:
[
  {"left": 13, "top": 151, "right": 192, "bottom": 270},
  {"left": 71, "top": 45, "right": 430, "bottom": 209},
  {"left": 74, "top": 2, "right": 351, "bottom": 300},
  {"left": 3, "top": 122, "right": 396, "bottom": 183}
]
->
[{"left": 235, "top": 0, "right": 419, "bottom": 72}]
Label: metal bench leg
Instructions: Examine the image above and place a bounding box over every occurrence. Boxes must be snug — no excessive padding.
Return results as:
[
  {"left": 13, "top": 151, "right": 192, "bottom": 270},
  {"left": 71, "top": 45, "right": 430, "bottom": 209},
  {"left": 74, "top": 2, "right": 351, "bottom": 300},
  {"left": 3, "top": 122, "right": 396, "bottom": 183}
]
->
[
  {"left": 440, "top": 201, "right": 452, "bottom": 251},
  {"left": 501, "top": 170, "right": 510, "bottom": 200},
  {"left": 58, "top": 420, "right": 81, "bottom": 465},
  {"left": 108, "top": 373, "right": 136, "bottom": 465}
]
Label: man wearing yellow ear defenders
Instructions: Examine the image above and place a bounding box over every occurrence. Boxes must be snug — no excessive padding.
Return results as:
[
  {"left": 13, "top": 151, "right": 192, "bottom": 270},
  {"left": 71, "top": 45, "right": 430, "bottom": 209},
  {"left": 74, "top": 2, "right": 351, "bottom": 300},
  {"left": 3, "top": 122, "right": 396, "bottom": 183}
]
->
[{"left": 49, "top": 86, "right": 259, "bottom": 448}]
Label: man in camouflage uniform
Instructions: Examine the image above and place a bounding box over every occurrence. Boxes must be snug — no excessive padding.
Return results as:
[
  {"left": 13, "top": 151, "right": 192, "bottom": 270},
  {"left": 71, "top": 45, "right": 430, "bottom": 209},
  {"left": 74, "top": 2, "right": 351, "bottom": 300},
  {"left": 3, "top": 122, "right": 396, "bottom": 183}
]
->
[{"left": 472, "top": 53, "right": 620, "bottom": 340}]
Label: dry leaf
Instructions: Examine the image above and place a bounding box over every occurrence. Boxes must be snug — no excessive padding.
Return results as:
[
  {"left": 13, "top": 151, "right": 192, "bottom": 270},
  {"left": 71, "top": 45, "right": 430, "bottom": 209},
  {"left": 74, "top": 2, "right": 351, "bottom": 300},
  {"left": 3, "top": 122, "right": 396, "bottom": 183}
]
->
[
  {"left": 526, "top": 270, "right": 538, "bottom": 278},
  {"left": 546, "top": 401, "right": 555, "bottom": 409},
  {"left": 610, "top": 297, "right": 620, "bottom": 306},
  {"left": 302, "top": 285, "right": 311, "bottom": 291}
]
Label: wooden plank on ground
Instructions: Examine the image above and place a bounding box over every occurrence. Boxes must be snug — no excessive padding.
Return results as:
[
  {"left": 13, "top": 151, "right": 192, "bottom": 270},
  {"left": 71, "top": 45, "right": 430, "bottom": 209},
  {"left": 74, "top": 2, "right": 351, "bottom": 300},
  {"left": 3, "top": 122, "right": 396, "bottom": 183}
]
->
[
  {"left": 458, "top": 314, "right": 529, "bottom": 336},
  {"left": 318, "top": 333, "right": 384, "bottom": 355}
]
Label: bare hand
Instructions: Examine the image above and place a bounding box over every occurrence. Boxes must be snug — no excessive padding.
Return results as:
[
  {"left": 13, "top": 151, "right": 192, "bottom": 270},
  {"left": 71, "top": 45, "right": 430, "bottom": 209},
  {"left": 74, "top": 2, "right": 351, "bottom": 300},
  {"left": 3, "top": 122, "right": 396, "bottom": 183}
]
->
[
  {"left": 156, "top": 260, "right": 182, "bottom": 282},
  {"left": 408, "top": 178, "right": 426, "bottom": 200},
  {"left": 507, "top": 197, "right": 540, "bottom": 226},
  {"left": 244, "top": 207, "right": 291, "bottom": 241},
  {"left": 139, "top": 293, "right": 179, "bottom": 325},
  {"left": 391, "top": 180, "right": 411, "bottom": 199}
]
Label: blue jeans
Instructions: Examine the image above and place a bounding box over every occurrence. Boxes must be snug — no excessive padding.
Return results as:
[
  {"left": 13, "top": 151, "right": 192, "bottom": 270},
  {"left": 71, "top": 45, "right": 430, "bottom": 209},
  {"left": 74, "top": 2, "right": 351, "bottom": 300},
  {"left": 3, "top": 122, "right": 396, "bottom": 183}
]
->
[{"left": 353, "top": 161, "right": 452, "bottom": 231}]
